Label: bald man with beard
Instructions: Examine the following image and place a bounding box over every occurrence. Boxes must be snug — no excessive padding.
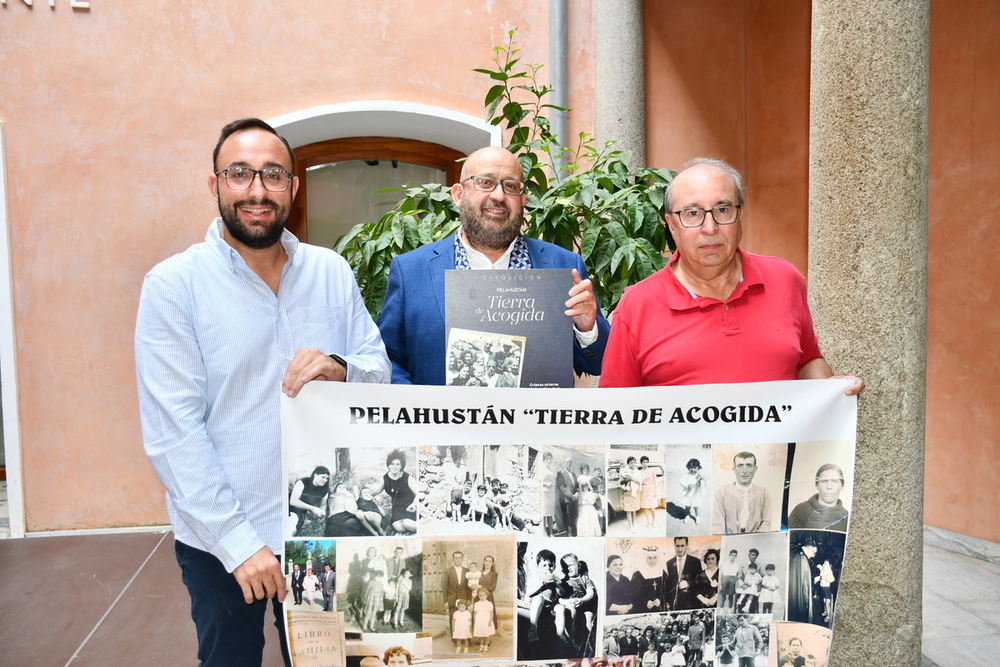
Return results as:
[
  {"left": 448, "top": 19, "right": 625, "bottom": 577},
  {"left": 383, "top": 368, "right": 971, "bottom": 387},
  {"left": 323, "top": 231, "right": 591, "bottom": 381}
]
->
[{"left": 377, "top": 146, "right": 610, "bottom": 385}]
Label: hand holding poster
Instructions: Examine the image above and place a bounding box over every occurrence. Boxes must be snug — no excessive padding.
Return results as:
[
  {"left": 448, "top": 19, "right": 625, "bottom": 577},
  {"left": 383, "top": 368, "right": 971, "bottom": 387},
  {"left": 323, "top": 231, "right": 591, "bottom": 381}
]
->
[{"left": 281, "top": 380, "right": 857, "bottom": 667}]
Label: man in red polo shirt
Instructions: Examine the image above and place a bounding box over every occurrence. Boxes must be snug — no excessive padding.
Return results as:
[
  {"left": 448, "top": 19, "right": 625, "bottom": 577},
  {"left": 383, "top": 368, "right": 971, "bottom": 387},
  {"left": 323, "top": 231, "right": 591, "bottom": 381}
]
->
[{"left": 600, "top": 158, "right": 863, "bottom": 394}]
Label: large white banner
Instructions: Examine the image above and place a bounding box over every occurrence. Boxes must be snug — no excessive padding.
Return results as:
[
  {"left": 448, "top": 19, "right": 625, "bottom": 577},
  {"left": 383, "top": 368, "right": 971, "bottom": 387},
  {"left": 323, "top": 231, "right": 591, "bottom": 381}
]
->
[{"left": 282, "top": 380, "right": 857, "bottom": 667}]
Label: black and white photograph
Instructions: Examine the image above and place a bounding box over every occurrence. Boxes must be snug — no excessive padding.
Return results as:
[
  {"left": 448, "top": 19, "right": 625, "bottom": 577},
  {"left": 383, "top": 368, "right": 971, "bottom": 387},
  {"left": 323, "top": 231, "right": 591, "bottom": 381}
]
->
[
  {"left": 617, "top": 536, "right": 719, "bottom": 612},
  {"left": 527, "top": 445, "right": 607, "bottom": 538},
  {"left": 446, "top": 328, "right": 526, "bottom": 387},
  {"left": 784, "top": 442, "right": 853, "bottom": 533},
  {"left": 710, "top": 444, "right": 789, "bottom": 536},
  {"left": 601, "top": 612, "right": 661, "bottom": 664},
  {"left": 418, "top": 445, "right": 531, "bottom": 534},
  {"left": 284, "top": 539, "right": 337, "bottom": 612},
  {"left": 606, "top": 445, "right": 666, "bottom": 537},
  {"left": 786, "top": 531, "right": 845, "bottom": 629},
  {"left": 422, "top": 536, "right": 517, "bottom": 660},
  {"left": 516, "top": 537, "right": 604, "bottom": 661},
  {"left": 604, "top": 609, "right": 716, "bottom": 667},
  {"left": 663, "top": 444, "right": 713, "bottom": 535},
  {"left": 336, "top": 537, "right": 423, "bottom": 634},
  {"left": 769, "top": 622, "right": 831, "bottom": 667},
  {"left": 605, "top": 538, "right": 669, "bottom": 618},
  {"left": 718, "top": 532, "right": 789, "bottom": 619},
  {"left": 714, "top": 614, "right": 770, "bottom": 667},
  {"left": 287, "top": 446, "right": 419, "bottom": 538}
]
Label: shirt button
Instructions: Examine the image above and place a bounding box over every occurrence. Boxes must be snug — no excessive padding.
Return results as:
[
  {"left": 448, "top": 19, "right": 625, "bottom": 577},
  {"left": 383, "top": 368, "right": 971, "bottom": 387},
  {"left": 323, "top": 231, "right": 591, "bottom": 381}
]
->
[{"left": 724, "top": 305, "right": 730, "bottom": 310}]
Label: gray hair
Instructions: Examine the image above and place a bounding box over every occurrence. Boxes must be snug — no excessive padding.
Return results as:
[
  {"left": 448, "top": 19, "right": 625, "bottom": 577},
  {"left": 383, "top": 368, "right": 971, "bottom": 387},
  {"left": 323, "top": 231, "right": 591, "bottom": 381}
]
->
[{"left": 665, "top": 157, "right": 745, "bottom": 212}]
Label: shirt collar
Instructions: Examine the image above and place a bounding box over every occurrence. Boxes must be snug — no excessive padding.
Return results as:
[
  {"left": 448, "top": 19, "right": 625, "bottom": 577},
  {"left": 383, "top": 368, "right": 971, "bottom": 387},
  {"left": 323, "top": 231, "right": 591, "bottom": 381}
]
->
[
  {"left": 208, "top": 218, "right": 299, "bottom": 268},
  {"left": 457, "top": 227, "right": 520, "bottom": 269},
  {"left": 661, "top": 249, "right": 761, "bottom": 310}
]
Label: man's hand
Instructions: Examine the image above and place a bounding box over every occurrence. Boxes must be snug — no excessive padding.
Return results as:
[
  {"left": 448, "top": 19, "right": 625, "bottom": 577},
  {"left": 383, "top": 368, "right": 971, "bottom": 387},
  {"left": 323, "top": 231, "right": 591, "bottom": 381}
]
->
[
  {"left": 831, "top": 375, "right": 865, "bottom": 396},
  {"left": 282, "top": 347, "right": 346, "bottom": 397},
  {"left": 233, "top": 546, "right": 287, "bottom": 604},
  {"left": 798, "top": 358, "right": 865, "bottom": 396},
  {"left": 565, "top": 269, "right": 597, "bottom": 333}
]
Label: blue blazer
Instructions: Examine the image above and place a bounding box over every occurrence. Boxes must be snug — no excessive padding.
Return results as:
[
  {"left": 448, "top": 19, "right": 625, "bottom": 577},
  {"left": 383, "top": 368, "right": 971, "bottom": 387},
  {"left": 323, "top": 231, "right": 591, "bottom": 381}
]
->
[{"left": 377, "top": 235, "right": 610, "bottom": 385}]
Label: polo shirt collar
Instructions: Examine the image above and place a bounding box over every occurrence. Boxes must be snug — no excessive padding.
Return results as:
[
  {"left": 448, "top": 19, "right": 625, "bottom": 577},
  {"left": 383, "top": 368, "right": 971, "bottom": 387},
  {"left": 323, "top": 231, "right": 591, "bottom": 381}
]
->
[{"left": 661, "top": 249, "right": 763, "bottom": 310}]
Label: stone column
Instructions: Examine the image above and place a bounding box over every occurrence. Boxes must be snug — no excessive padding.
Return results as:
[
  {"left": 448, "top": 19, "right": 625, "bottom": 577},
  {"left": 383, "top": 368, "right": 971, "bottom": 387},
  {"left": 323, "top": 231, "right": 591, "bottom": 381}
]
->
[
  {"left": 595, "top": 0, "right": 645, "bottom": 167},
  {"left": 809, "top": 1, "right": 928, "bottom": 663}
]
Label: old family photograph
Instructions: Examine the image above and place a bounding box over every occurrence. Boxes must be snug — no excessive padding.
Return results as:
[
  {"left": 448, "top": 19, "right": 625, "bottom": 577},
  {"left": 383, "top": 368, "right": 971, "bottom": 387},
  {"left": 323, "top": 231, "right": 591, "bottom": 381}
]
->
[
  {"left": 283, "top": 532, "right": 838, "bottom": 665},
  {"left": 286, "top": 442, "right": 854, "bottom": 540},
  {"left": 281, "top": 441, "right": 852, "bottom": 664}
]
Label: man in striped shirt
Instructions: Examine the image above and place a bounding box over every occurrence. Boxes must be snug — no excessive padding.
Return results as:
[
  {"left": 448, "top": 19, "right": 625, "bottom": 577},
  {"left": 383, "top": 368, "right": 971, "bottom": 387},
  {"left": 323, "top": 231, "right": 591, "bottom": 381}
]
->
[{"left": 136, "top": 118, "right": 390, "bottom": 666}]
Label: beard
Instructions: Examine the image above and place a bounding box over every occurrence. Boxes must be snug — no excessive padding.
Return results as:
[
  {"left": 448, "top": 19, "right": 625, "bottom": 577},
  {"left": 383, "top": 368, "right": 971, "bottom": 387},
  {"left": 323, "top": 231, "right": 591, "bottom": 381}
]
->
[
  {"left": 218, "top": 194, "right": 290, "bottom": 250},
  {"left": 460, "top": 196, "right": 524, "bottom": 250}
]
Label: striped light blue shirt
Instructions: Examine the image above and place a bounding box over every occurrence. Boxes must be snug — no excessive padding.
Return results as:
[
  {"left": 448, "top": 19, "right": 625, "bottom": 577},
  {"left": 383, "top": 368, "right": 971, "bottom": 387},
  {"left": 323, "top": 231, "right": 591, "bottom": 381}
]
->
[{"left": 136, "top": 220, "right": 389, "bottom": 571}]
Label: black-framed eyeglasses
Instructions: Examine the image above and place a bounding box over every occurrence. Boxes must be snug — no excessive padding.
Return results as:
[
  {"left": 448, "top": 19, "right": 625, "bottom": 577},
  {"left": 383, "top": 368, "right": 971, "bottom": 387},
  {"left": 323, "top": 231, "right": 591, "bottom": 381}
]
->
[
  {"left": 462, "top": 175, "right": 526, "bottom": 196},
  {"left": 671, "top": 204, "right": 741, "bottom": 228},
  {"left": 216, "top": 167, "right": 293, "bottom": 192}
]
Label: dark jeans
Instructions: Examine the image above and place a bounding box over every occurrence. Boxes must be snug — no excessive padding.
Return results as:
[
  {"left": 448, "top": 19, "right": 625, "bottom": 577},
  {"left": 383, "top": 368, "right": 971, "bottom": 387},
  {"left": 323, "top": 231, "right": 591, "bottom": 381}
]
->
[{"left": 175, "top": 540, "right": 291, "bottom": 667}]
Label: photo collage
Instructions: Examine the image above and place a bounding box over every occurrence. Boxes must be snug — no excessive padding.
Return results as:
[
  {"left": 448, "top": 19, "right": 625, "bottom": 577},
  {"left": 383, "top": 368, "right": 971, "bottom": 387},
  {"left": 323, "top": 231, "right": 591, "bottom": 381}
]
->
[{"left": 283, "top": 440, "right": 852, "bottom": 666}]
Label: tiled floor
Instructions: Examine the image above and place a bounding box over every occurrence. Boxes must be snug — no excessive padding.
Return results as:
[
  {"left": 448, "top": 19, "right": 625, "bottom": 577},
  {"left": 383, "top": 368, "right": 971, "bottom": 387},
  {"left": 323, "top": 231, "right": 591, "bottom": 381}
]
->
[
  {"left": 921, "top": 544, "right": 1000, "bottom": 666},
  {"left": 0, "top": 482, "right": 997, "bottom": 666},
  {"left": 0, "top": 527, "right": 286, "bottom": 666}
]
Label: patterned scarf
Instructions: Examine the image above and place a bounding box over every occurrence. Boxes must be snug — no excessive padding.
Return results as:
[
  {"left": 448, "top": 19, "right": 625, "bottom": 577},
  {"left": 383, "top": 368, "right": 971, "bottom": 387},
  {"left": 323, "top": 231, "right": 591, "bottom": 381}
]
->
[{"left": 454, "top": 234, "right": 532, "bottom": 270}]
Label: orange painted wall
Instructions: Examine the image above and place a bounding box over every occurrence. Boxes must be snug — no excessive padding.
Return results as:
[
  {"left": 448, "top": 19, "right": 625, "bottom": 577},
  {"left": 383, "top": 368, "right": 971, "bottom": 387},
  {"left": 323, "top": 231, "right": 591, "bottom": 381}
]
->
[
  {"left": 924, "top": 0, "right": 1000, "bottom": 543},
  {"left": 644, "top": 0, "right": 810, "bottom": 273},
  {"left": 0, "top": 1, "right": 594, "bottom": 532}
]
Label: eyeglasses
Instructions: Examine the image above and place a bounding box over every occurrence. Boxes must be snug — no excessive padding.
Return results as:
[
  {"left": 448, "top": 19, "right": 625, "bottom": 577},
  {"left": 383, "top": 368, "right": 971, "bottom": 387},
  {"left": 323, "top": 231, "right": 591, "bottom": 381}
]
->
[
  {"left": 462, "top": 175, "right": 526, "bottom": 195},
  {"left": 216, "top": 167, "right": 293, "bottom": 192},
  {"left": 672, "top": 204, "right": 741, "bottom": 228}
]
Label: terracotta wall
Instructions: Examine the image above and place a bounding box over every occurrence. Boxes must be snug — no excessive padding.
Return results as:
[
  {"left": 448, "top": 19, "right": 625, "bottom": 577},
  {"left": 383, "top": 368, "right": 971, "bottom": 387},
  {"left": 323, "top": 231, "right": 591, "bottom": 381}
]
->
[
  {"left": 0, "top": 1, "right": 594, "bottom": 532},
  {"left": 924, "top": 0, "right": 1000, "bottom": 543},
  {"left": 646, "top": 0, "right": 1000, "bottom": 545},
  {"left": 645, "top": 0, "right": 811, "bottom": 274}
]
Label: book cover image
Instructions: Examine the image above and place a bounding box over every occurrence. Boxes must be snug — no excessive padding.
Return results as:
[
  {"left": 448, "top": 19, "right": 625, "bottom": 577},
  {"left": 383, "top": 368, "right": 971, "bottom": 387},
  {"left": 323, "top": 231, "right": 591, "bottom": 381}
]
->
[{"left": 445, "top": 269, "right": 574, "bottom": 388}]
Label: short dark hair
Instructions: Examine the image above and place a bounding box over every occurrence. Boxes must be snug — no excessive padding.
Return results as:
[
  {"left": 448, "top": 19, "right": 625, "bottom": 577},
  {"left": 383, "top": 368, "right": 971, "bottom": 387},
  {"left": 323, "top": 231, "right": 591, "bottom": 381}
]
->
[
  {"left": 536, "top": 549, "right": 556, "bottom": 565},
  {"left": 734, "top": 451, "right": 757, "bottom": 467},
  {"left": 386, "top": 449, "right": 407, "bottom": 469},
  {"left": 213, "top": 118, "right": 295, "bottom": 171}
]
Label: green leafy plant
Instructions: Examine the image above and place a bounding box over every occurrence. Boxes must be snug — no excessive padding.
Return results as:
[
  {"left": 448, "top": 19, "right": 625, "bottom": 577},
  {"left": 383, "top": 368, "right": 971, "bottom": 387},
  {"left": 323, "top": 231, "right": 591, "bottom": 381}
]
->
[{"left": 336, "top": 29, "right": 675, "bottom": 317}]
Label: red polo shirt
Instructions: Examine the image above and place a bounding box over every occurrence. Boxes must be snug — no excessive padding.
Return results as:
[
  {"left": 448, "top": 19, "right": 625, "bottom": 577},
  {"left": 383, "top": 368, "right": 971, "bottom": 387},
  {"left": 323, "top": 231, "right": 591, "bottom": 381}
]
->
[{"left": 600, "top": 250, "right": 822, "bottom": 387}]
